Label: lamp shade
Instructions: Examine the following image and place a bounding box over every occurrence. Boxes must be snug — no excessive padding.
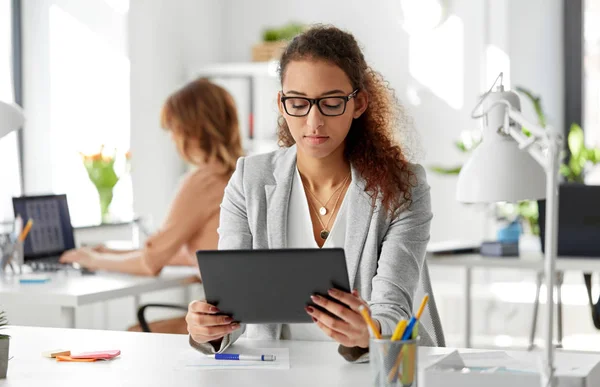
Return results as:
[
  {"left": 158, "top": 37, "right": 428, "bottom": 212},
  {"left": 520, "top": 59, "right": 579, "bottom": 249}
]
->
[
  {"left": 456, "top": 89, "right": 546, "bottom": 203},
  {"left": 456, "top": 137, "right": 546, "bottom": 203},
  {"left": 0, "top": 100, "right": 25, "bottom": 140}
]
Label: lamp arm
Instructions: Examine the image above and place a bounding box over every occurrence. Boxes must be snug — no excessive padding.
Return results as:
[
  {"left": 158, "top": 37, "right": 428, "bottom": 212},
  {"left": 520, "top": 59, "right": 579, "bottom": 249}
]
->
[
  {"left": 482, "top": 97, "right": 562, "bottom": 387},
  {"left": 507, "top": 106, "right": 562, "bottom": 387}
]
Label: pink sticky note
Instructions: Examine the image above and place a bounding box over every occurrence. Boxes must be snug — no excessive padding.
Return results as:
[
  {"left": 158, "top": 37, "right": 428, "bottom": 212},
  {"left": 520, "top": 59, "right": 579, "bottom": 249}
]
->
[{"left": 70, "top": 350, "right": 121, "bottom": 360}]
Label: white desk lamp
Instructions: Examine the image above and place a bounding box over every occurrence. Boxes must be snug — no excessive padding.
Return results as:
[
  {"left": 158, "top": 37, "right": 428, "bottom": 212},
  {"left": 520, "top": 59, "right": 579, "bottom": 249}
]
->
[
  {"left": 457, "top": 73, "right": 562, "bottom": 387},
  {"left": 0, "top": 100, "right": 25, "bottom": 140}
]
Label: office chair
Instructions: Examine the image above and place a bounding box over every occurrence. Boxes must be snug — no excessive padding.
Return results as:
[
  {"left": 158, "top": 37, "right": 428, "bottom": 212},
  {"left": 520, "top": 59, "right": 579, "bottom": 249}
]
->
[
  {"left": 134, "top": 304, "right": 188, "bottom": 334},
  {"left": 416, "top": 260, "right": 446, "bottom": 347}
]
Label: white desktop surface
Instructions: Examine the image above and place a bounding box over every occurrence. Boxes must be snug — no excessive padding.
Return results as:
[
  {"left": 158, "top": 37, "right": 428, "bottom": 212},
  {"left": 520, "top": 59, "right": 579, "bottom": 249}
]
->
[
  {"left": 427, "top": 251, "right": 600, "bottom": 272},
  {"left": 0, "top": 267, "right": 199, "bottom": 307},
  {"left": 0, "top": 267, "right": 199, "bottom": 328},
  {"left": 1, "top": 326, "right": 599, "bottom": 387}
]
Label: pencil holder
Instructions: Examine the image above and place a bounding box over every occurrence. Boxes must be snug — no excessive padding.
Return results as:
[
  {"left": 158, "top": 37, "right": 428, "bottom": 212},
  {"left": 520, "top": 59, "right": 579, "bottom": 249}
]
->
[
  {"left": 370, "top": 336, "right": 419, "bottom": 387},
  {"left": 12, "top": 241, "right": 24, "bottom": 273},
  {"left": 0, "top": 235, "right": 12, "bottom": 274}
]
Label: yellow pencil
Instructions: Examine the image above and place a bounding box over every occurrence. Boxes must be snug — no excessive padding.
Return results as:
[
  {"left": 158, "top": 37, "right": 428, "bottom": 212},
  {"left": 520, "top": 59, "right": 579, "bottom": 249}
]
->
[
  {"left": 391, "top": 319, "right": 407, "bottom": 341},
  {"left": 358, "top": 305, "right": 381, "bottom": 340},
  {"left": 415, "top": 294, "right": 429, "bottom": 320},
  {"left": 18, "top": 219, "right": 33, "bottom": 242}
]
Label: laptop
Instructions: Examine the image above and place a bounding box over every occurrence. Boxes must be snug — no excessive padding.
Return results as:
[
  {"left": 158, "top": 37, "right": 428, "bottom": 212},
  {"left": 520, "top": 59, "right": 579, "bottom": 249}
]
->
[
  {"left": 538, "top": 184, "right": 600, "bottom": 257},
  {"left": 12, "top": 194, "right": 78, "bottom": 271}
]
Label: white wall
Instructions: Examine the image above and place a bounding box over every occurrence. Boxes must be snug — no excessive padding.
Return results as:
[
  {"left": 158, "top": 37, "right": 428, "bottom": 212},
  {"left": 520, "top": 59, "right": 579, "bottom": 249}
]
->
[
  {"left": 217, "top": 0, "right": 485, "bottom": 243},
  {"left": 212, "top": 0, "right": 564, "bottom": 244},
  {"left": 128, "top": 0, "right": 225, "bottom": 228}
]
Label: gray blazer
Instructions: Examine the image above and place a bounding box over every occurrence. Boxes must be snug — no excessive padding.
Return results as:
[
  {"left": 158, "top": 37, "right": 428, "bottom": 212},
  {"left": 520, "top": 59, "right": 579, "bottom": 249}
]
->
[{"left": 191, "top": 145, "right": 434, "bottom": 358}]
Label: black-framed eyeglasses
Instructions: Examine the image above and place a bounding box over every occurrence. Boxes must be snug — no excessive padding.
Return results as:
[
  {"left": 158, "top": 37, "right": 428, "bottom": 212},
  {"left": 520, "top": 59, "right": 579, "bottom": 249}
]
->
[{"left": 280, "top": 89, "right": 359, "bottom": 117}]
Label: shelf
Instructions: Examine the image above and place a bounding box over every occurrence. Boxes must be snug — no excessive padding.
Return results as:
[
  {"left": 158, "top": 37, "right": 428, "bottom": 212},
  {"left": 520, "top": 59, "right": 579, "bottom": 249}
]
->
[{"left": 191, "top": 61, "right": 279, "bottom": 79}]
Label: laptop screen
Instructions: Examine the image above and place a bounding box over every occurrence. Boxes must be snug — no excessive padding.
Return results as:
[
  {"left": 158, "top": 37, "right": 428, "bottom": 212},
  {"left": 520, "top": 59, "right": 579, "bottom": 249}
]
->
[{"left": 12, "top": 194, "right": 76, "bottom": 261}]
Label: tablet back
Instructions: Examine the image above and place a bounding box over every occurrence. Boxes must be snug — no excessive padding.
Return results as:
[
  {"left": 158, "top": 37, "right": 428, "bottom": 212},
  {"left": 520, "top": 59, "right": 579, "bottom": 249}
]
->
[{"left": 196, "top": 248, "right": 351, "bottom": 324}]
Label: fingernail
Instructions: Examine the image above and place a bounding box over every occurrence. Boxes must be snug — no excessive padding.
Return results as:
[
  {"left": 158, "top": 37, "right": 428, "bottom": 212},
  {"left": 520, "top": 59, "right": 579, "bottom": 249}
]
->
[
  {"left": 210, "top": 306, "right": 220, "bottom": 312},
  {"left": 223, "top": 316, "right": 233, "bottom": 323},
  {"left": 312, "top": 317, "right": 317, "bottom": 323},
  {"left": 310, "top": 295, "right": 319, "bottom": 302},
  {"left": 305, "top": 306, "right": 314, "bottom": 313},
  {"left": 328, "top": 288, "right": 339, "bottom": 296},
  {"left": 231, "top": 323, "right": 239, "bottom": 330}
]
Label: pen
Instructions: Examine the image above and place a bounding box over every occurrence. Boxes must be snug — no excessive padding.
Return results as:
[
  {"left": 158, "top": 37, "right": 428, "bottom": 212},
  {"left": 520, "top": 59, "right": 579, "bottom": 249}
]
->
[
  {"left": 12, "top": 215, "right": 22, "bottom": 242},
  {"left": 208, "top": 354, "right": 276, "bottom": 361},
  {"left": 400, "top": 294, "right": 429, "bottom": 341}
]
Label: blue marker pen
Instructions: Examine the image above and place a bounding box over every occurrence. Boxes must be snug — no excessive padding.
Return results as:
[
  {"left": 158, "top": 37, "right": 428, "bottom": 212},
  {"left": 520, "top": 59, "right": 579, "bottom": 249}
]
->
[{"left": 209, "top": 354, "right": 276, "bottom": 361}]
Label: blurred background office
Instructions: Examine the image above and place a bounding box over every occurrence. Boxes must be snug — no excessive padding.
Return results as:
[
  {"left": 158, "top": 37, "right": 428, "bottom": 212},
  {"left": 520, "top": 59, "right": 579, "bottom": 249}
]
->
[{"left": 1, "top": 0, "right": 600, "bottom": 351}]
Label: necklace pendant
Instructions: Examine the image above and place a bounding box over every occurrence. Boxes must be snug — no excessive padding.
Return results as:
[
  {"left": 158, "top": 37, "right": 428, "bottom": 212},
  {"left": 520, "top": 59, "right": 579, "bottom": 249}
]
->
[
  {"left": 319, "top": 207, "right": 327, "bottom": 216},
  {"left": 320, "top": 230, "right": 329, "bottom": 240}
]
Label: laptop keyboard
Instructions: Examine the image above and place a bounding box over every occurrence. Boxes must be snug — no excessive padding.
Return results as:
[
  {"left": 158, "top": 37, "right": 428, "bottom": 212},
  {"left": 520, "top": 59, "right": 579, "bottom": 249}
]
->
[{"left": 28, "top": 258, "right": 78, "bottom": 272}]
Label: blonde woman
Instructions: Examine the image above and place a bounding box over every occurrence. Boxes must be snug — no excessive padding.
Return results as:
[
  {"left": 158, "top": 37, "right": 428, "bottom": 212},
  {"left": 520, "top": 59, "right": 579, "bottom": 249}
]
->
[{"left": 61, "top": 78, "right": 243, "bottom": 276}]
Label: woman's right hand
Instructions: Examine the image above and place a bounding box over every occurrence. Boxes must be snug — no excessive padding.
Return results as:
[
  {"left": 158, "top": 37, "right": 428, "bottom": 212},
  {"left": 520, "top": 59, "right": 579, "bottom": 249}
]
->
[{"left": 186, "top": 300, "right": 240, "bottom": 345}]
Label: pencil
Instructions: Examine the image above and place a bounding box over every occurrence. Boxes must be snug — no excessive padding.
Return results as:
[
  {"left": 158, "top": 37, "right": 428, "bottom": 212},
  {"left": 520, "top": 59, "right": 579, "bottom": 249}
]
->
[
  {"left": 358, "top": 305, "right": 381, "bottom": 340},
  {"left": 415, "top": 294, "right": 429, "bottom": 320},
  {"left": 18, "top": 219, "right": 33, "bottom": 242},
  {"left": 400, "top": 294, "right": 429, "bottom": 341},
  {"left": 391, "top": 320, "right": 407, "bottom": 341}
]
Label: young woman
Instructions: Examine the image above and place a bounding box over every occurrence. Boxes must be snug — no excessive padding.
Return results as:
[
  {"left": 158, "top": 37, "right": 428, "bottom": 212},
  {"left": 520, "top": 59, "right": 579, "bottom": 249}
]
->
[
  {"left": 60, "top": 78, "right": 244, "bottom": 276},
  {"left": 186, "top": 25, "right": 436, "bottom": 361}
]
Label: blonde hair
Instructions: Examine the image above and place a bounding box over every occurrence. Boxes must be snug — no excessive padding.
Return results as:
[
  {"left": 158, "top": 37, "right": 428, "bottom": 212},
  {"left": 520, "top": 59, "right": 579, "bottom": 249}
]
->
[{"left": 161, "top": 78, "right": 243, "bottom": 174}]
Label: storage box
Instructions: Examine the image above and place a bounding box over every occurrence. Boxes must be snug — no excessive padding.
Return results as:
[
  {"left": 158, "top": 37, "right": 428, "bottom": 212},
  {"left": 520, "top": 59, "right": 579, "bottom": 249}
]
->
[{"left": 251, "top": 41, "right": 288, "bottom": 62}]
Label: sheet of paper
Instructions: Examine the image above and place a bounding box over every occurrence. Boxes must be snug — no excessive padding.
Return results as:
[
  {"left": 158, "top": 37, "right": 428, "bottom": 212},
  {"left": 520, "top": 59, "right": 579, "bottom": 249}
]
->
[
  {"left": 459, "top": 351, "right": 535, "bottom": 369},
  {"left": 176, "top": 347, "right": 290, "bottom": 370}
]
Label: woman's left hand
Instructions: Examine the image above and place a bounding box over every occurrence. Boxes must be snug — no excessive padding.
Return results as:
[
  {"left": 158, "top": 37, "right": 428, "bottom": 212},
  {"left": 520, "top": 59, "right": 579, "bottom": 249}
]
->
[{"left": 305, "top": 289, "right": 380, "bottom": 348}]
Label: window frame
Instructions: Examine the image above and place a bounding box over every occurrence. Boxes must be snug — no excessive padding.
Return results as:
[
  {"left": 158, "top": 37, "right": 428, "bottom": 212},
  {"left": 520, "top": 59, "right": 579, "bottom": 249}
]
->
[
  {"left": 564, "top": 0, "right": 584, "bottom": 144},
  {"left": 12, "top": 0, "right": 24, "bottom": 188}
]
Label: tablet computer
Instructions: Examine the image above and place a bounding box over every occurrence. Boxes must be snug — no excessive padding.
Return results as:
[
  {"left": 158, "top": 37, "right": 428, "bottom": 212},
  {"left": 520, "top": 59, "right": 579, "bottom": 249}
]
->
[{"left": 196, "top": 248, "right": 351, "bottom": 324}]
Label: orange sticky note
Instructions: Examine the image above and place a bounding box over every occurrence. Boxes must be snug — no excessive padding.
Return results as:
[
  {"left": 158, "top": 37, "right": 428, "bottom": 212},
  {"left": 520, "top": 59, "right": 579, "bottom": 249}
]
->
[{"left": 56, "top": 355, "right": 97, "bottom": 362}]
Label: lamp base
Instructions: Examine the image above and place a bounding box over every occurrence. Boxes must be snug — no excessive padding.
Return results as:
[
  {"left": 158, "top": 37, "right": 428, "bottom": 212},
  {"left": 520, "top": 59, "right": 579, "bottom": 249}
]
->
[{"left": 480, "top": 241, "right": 519, "bottom": 257}]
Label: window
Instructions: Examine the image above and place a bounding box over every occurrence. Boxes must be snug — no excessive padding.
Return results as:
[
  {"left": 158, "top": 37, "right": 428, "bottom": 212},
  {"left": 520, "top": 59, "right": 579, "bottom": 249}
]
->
[
  {"left": 0, "top": 0, "right": 22, "bottom": 222},
  {"left": 564, "top": 0, "right": 600, "bottom": 183},
  {"left": 584, "top": 1, "right": 600, "bottom": 158},
  {"left": 48, "top": 3, "right": 131, "bottom": 225}
]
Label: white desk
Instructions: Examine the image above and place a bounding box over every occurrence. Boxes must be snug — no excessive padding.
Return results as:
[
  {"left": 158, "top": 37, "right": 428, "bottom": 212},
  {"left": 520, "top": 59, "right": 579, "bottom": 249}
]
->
[
  {"left": 1, "top": 326, "right": 599, "bottom": 386},
  {"left": 0, "top": 267, "right": 199, "bottom": 328},
  {"left": 427, "top": 251, "right": 600, "bottom": 348}
]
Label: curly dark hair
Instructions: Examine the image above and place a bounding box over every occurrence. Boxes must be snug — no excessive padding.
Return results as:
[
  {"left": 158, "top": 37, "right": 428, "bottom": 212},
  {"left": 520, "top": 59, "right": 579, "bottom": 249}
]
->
[{"left": 277, "top": 25, "right": 416, "bottom": 216}]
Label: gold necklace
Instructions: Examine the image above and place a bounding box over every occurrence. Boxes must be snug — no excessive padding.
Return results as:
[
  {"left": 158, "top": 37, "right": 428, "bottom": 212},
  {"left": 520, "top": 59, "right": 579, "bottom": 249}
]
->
[
  {"left": 306, "top": 178, "right": 348, "bottom": 240},
  {"left": 303, "top": 173, "right": 351, "bottom": 216}
]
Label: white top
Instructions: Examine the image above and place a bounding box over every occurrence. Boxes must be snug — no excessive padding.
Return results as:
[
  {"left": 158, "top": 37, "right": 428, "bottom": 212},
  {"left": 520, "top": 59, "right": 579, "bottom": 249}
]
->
[
  {"left": 4, "top": 325, "right": 599, "bottom": 387},
  {"left": 283, "top": 168, "right": 348, "bottom": 341}
]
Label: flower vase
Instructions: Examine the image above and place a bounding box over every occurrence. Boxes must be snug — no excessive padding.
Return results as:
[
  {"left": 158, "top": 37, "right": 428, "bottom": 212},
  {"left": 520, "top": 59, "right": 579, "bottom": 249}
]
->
[{"left": 97, "top": 186, "right": 114, "bottom": 223}]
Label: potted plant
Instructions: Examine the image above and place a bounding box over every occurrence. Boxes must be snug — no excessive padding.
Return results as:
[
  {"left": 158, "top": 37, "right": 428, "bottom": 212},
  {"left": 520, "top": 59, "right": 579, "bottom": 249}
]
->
[
  {"left": 0, "top": 310, "right": 9, "bottom": 379},
  {"left": 252, "top": 22, "right": 306, "bottom": 62}
]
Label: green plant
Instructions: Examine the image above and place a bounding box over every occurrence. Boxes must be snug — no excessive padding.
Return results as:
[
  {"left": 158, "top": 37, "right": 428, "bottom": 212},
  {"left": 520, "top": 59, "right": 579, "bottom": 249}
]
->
[
  {"left": 560, "top": 123, "right": 600, "bottom": 183},
  {"left": 429, "top": 134, "right": 481, "bottom": 175},
  {"left": 0, "top": 311, "right": 8, "bottom": 339},
  {"left": 262, "top": 22, "right": 305, "bottom": 42}
]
